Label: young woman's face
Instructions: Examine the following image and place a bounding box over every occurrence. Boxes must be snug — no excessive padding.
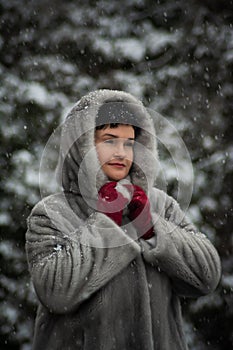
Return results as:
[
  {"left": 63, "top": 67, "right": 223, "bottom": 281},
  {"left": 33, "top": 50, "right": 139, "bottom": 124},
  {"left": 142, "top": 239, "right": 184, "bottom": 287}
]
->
[{"left": 95, "top": 124, "right": 135, "bottom": 181}]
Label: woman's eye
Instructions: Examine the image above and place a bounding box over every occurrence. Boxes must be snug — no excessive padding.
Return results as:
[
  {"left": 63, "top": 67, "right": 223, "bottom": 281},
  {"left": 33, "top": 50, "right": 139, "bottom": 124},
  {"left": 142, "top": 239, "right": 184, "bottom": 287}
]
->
[
  {"left": 125, "top": 142, "right": 134, "bottom": 148},
  {"left": 103, "top": 139, "right": 134, "bottom": 147},
  {"left": 104, "top": 139, "right": 114, "bottom": 144}
]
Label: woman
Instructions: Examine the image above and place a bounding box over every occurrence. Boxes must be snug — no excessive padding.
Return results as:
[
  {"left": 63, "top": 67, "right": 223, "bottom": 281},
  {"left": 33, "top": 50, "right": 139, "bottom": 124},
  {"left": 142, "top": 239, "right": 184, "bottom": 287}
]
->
[{"left": 26, "top": 89, "right": 221, "bottom": 350}]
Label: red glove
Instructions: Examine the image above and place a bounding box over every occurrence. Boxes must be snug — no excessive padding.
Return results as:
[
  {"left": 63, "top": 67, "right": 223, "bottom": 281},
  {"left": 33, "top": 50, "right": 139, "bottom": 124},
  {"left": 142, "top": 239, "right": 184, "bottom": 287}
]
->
[
  {"left": 97, "top": 182, "right": 130, "bottom": 226},
  {"left": 127, "top": 185, "right": 154, "bottom": 240}
]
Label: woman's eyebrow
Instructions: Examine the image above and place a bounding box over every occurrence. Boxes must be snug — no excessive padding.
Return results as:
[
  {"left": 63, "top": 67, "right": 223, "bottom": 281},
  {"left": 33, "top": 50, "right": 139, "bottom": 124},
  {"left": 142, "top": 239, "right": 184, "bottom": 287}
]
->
[{"left": 103, "top": 133, "right": 135, "bottom": 140}]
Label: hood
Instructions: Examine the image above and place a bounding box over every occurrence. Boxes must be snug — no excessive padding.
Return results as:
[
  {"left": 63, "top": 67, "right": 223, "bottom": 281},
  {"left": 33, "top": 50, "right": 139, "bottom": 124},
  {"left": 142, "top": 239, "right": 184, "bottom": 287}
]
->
[{"left": 56, "top": 89, "right": 159, "bottom": 204}]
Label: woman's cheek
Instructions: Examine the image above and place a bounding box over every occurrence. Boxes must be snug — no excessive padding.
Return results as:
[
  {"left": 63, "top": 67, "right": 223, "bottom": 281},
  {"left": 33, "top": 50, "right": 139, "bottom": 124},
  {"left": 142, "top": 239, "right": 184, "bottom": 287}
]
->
[{"left": 98, "top": 146, "right": 111, "bottom": 165}]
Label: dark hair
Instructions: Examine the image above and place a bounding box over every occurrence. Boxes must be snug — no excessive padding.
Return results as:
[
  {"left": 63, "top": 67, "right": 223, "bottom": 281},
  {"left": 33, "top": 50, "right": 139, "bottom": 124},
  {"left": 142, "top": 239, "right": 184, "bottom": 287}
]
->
[
  {"left": 96, "top": 101, "right": 141, "bottom": 137},
  {"left": 95, "top": 123, "right": 140, "bottom": 138}
]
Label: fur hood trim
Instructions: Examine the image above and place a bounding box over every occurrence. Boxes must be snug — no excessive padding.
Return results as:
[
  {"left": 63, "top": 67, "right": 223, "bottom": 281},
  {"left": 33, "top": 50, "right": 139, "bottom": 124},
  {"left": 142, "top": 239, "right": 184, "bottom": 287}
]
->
[{"left": 56, "top": 89, "right": 159, "bottom": 202}]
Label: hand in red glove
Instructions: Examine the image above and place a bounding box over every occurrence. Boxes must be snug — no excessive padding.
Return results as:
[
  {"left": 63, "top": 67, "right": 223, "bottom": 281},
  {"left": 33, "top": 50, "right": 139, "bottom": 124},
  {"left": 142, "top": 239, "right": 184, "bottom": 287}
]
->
[
  {"left": 97, "top": 182, "right": 130, "bottom": 226},
  {"left": 127, "top": 185, "right": 154, "bottom": 240}
]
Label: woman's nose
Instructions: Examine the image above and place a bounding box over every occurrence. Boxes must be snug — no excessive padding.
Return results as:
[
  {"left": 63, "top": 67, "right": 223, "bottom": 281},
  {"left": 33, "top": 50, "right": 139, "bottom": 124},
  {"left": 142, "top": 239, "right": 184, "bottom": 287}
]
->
[{"left": 113, "top": 142, "right": 126, "bottom": 158}]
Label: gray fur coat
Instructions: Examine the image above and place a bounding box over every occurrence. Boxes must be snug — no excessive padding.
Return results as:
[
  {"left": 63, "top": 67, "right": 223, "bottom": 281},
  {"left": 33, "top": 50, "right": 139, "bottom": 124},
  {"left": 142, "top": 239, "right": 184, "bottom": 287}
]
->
[{"left": 26, "top": 90, "right": 221, "bottom": 350}]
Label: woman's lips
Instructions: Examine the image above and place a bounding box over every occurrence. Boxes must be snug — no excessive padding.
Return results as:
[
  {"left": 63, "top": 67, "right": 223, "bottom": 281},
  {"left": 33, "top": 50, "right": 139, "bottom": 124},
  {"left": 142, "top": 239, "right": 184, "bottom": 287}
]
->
[{"left": 108, "top": 163, "right": 126, "bottom": 168}]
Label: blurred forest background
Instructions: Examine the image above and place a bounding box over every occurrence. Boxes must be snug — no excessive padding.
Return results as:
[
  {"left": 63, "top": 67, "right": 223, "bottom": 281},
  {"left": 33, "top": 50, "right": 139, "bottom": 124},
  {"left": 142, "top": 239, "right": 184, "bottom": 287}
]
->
[{"left": 0, "top": 0, "right": 233, "bottom": 349}]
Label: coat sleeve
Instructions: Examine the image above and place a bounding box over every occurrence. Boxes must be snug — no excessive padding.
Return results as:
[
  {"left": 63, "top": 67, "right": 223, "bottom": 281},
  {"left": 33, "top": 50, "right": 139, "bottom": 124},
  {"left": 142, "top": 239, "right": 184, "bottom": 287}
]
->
[
  {"left": 141, "top": 189, "right": 221, "bottom": 297},
  {"left": 26, "top": 195, "right": 141, "bottom": 314}
]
